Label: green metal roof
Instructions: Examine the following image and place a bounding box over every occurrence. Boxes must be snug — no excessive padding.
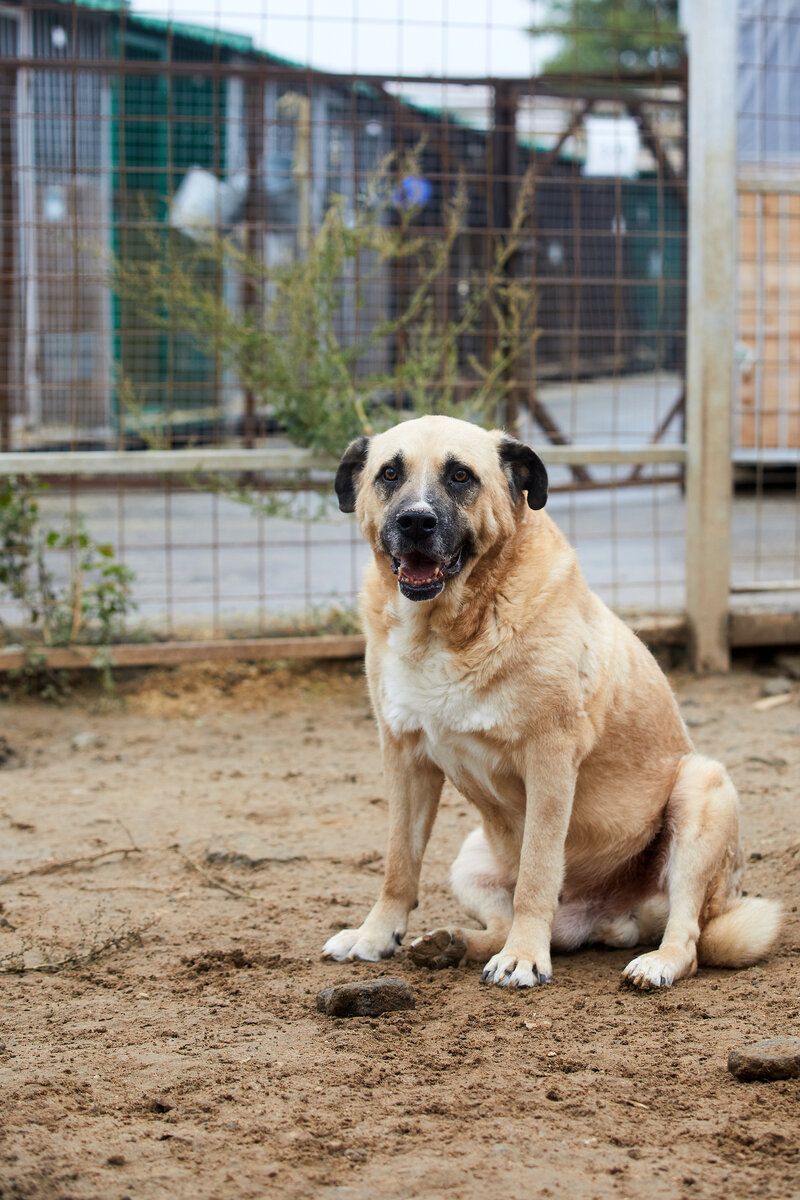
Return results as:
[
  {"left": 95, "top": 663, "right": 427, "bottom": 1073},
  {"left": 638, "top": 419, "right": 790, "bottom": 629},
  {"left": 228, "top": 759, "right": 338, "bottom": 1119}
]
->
[{"left": 128, "top": 13, "right": 254, "bottom": 53}]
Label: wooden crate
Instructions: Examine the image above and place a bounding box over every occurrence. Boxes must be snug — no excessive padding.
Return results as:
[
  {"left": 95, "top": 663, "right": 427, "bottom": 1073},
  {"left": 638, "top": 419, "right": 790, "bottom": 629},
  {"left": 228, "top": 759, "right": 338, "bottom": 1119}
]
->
[{"left": 738, "top": 190, "right": 800, "bottom": 450}]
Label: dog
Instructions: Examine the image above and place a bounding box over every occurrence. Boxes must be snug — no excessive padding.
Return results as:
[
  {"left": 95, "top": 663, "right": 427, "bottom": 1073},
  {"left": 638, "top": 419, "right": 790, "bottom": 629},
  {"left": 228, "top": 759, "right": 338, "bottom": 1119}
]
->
[{"left": 323, "top": 415, "right": 781, "bottom": 989}]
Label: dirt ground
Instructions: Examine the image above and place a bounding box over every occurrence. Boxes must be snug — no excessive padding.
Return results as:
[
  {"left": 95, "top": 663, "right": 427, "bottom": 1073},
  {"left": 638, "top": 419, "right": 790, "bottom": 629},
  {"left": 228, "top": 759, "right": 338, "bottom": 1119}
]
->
[{"left": 0, "top": 657, "right": 798, "bottom": 1200}]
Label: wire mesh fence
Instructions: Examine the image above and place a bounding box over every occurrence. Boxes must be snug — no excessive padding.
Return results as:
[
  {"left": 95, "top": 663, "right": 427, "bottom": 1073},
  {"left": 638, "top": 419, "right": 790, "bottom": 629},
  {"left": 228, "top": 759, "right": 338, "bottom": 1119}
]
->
[
  {"left": 733, "top": 0, "right": 800, "bottom": 615},
  {"left": 0, "top": 1, "right": 794, "bottom": 659}
]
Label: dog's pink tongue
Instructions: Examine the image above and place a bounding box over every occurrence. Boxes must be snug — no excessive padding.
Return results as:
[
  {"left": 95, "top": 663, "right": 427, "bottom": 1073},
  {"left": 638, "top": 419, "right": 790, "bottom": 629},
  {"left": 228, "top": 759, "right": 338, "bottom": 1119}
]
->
[{"left": 399, "top": 553, "right": 439, "bottom": 584}]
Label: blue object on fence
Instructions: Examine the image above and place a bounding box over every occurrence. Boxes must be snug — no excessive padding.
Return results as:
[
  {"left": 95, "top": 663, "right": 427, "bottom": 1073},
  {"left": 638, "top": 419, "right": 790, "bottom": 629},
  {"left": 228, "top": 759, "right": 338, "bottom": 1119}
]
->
[{"left": 393, "top": 175, "right": 432, "bottom": 210}]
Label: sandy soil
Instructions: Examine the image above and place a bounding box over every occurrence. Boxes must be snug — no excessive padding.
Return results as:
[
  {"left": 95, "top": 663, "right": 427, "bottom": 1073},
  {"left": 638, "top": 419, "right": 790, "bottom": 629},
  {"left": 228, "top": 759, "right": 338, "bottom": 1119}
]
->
[{"left": 0, "top": 658, "right": 798, "bottom": 1200}]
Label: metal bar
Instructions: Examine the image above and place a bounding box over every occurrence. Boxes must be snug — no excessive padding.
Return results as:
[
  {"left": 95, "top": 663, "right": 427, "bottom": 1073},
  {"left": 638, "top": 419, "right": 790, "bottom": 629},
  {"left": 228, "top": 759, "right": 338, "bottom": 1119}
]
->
[
  {"left": 0, "top": 56, "right": 686, "bottom": 92},
  {"left": 536, "top": 99, "right": 594, "bottom": 179},
  {"left": 684, "top": 0, "right": 736, "bottom": 673},
  {"left": 530, "top": 398, "right": 593, "bottom": 485},
  {"left": 628, "top": 389, "right": 685, "bottom": 482},
  {"left": 627, "top": 100, "right": 687, "bottom": 209},
  {"left": 0, "top": 444, "right": 689, "bottom": 477}
]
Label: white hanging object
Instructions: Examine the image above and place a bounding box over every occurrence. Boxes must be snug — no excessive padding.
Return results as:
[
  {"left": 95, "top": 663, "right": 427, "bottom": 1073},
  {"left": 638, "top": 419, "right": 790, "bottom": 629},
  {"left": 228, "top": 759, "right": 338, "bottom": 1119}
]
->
[{"left": 169, "top": 167, "right": 249, "bottom": 242}]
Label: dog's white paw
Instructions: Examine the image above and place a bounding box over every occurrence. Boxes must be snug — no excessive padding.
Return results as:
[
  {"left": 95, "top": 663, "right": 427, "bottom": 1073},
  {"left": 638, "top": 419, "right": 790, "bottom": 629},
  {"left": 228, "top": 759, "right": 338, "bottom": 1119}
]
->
[
  {"left": 622, "top": 951, "right": 677, "bottom": 990},
  {"left": 480, "top": 952, "right": 551, "bottom": 988},
  {"left": 322, "top": 927, "right": 400, "bottom": 963}
]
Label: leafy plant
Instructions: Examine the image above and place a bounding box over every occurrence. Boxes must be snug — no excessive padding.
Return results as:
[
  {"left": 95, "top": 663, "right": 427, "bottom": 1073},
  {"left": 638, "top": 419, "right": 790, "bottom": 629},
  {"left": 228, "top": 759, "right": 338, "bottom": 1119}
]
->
[
  {"left": 0, "top": 478, "right": 136, "bottom": 692},
  {"left": 537, "top": 0, "right": 682, "bottom": 74},
  {"left": 112, "top": 140, "right": 541, "bottom": 459}
]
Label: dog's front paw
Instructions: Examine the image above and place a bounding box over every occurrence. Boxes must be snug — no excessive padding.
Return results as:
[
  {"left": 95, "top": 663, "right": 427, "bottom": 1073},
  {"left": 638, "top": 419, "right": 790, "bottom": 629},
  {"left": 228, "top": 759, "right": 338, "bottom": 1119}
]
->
[
  {"left": 480, "top": 951, "right": 552, "bottom": 988},
  {"left": 621, "top": 948, "right": 695, "bottom": 990},
  {"left": 322, "top": 927, "right": 401, "bottom": 963},
  {"left": 408, "top": 928, "right": 467, "bottom": 969}
]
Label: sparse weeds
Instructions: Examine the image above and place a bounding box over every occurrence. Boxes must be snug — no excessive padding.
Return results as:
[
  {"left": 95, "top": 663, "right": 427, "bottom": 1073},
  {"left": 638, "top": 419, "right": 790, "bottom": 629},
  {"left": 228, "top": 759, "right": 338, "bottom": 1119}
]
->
[
  {"left": 0, "top": 912, "right": 153, "bottom": 975},
  {"left": 0, "top": 477, "right": 136, "bottom": 696}
]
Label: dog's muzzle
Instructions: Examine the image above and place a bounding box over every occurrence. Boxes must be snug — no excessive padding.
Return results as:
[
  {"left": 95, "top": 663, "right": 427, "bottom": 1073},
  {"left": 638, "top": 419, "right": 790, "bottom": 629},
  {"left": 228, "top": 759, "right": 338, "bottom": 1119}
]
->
[
  {"left": 390, "top": 546, "right": 464, "bottom": 601},
  {"left": 384, "top": 503, "right": 466, "bottom": 601}
]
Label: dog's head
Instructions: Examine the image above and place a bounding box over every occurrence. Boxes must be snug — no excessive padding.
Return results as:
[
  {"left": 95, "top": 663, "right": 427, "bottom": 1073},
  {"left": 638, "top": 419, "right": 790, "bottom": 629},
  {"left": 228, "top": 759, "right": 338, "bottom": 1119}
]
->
[{"left": 335, "top": 416, "right": 547, "bottom": 602}]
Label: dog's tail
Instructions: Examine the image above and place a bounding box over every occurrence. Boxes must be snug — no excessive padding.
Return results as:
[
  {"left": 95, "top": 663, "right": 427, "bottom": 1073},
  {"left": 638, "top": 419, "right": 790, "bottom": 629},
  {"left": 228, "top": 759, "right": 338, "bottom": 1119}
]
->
[{"left": 697, "top": 896, "right": 782, "bottom": 968}]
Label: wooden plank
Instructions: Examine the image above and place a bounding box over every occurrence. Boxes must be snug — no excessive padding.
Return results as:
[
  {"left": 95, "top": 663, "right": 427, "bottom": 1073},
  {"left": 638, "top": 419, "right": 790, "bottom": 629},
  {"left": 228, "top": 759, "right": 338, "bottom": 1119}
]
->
[
  {"left": 0, "top": 447, "right": 335, "bottom": 477},
  {"left": 0, "top": 444, "right": 688, "bottom": 477},
  {"left": 738, "top": 176, "right": 800, "bottom": 195},
  {"left": 729, "top": 611, "right": 800, "bottom": 647},
  {"left": 730, "top": 581, "right": 800, "bottom": 594},
  {"left": 685, "top": 0, "right": 736, "bottom": 671},
  {"left": 0, "top": 615, "right": 689, "bottom": 673},
  {"left": 0, "top": 634, "right": 367, "bottom": 671}
]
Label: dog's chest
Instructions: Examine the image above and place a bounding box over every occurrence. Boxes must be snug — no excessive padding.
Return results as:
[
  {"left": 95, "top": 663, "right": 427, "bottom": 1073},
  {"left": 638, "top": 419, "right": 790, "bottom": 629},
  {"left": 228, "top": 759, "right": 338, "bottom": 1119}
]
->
[
  {"left": 380, "top": 634, "right": 507, "bottom": 738},
  {"left": 378, "top": 628, "right": 522, "bottom": 810}
]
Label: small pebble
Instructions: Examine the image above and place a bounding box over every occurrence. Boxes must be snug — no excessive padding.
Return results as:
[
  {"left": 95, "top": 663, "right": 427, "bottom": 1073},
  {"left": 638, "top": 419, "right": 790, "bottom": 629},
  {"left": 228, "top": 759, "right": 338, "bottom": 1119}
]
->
[
  {"left": 760, "top": 677, "right": 793, "bottom": 698},
  {"left": 71, "top": 731, "right": 100, "bottom": 751},
  {"left": 728, "top": 1037, "right": 800, "bottom": 1081},
  {"left": 316, "top": 976, "right": 416, "bottom": 1018}
]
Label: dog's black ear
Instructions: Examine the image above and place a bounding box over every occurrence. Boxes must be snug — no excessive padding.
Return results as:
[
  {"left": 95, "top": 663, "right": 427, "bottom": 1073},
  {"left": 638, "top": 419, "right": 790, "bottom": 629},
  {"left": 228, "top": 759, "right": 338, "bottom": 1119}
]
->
[
  {"left": 334, "top": 436, "right": 370, "bottom": 513},
  {"left": 498, "top": 436, "right": 548, "bottom": 510}
]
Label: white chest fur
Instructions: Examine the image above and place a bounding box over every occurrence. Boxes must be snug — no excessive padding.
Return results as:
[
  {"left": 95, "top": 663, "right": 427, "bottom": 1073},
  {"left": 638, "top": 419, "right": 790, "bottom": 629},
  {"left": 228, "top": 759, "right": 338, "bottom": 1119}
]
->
[
  {"left": 380, "top": 627, "right": 508, "bottom": 739},
  {"left": 381, "top": 619, "right": 525, "bottom": 816},
  {"left": 379, "top": 624, "right": 519, "bottom": 809}
]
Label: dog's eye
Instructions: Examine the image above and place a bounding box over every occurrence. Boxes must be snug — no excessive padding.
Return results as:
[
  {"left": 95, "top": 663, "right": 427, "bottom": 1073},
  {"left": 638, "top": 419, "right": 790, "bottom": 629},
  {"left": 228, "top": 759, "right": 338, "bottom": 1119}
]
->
[
  {"left": 451, "top": 468, "right": 470, "bottom": 483},
  {"left": 382, "top": 466, "right": 398, "bottom": 482}
]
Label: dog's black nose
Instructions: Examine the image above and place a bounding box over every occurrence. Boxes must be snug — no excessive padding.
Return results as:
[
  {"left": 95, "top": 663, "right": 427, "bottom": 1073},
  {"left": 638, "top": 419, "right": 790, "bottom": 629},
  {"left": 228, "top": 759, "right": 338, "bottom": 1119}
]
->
[{"left": 396, "top": 508, "right": 438, "bottom": 538}]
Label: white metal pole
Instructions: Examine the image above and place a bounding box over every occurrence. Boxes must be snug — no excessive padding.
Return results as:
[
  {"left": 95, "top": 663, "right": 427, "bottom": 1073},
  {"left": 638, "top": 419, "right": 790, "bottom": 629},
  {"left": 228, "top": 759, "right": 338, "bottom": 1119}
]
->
[{"left": 684, "top": 0, "right": 737, "bottom": 672}]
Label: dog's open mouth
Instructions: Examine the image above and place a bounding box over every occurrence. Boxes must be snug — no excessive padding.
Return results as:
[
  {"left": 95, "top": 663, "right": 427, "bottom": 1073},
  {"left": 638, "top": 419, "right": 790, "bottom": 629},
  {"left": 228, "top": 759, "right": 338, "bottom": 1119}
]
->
[{"left": 391, "top": 548, "right": 463, "bottom": 601}]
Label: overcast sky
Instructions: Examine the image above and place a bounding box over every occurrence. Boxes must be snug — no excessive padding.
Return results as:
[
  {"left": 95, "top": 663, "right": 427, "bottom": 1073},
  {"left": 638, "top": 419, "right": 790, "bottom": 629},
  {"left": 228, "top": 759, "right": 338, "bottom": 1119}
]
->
[{"left": 128, "top": 0, "right": 559, "bottom": 77}]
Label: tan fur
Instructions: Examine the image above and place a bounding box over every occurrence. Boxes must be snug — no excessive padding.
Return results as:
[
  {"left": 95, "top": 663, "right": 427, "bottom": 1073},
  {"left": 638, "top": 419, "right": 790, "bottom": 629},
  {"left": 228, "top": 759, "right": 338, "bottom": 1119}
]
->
[{"left": 323, "top": 416, "right": 782, "bottom": 989}]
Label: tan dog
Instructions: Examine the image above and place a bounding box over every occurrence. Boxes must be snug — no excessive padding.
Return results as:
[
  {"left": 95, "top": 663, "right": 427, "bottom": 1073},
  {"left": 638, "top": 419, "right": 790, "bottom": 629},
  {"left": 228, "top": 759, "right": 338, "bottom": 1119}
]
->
[{"left": 323, "top": 415, "right": 781, "bottom": 989}]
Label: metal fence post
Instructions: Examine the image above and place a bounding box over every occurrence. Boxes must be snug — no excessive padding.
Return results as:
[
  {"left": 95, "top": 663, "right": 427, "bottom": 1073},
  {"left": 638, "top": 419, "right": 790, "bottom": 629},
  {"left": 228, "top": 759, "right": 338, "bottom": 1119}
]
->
[{"left": 684, "top": 0, "right": 737, "bottom": 672}]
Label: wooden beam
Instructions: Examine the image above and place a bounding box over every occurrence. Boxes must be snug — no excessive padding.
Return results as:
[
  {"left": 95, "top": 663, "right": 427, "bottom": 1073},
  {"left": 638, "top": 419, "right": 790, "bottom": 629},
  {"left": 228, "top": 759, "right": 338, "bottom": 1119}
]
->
[
  {"left": 0, "top": 634, "right": 367, "bottom": 671},
  {"left": 0, "top": 67, "right": 15, "bottom": 454},
  {"left": 729, "top": 611, "right": 800, "bottom": 648},
  {"left": 684, "top": 0, "right": 736, "bottom": 672},
  {"left": 0, "top": 443, "right": 687, "bottom": 478},
  {"left": 0, "top": 614, "right": 689, "bottom": 673},
  {"left": 738, "top": 176, "right": 800, "bottom": 195}
]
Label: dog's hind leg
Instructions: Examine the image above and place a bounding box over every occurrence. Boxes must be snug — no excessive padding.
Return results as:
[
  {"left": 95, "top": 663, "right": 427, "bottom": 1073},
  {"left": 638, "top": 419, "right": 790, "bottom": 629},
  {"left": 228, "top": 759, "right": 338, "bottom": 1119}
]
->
[
  {"left": 622, "top": 754, "right": 780, "bottom": 990},
  {"left": 409, "top": 827, "right": 514, "bottom": 968}
]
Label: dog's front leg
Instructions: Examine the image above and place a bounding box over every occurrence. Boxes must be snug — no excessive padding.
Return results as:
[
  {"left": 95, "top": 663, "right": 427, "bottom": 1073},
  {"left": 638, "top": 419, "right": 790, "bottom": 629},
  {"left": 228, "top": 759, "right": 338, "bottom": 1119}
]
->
[
  {"left": 482, "top": 741, "right": 577, "bottom": 987},
  {"left": 322, "top": 735, "right": 444, "bottom": 963}
]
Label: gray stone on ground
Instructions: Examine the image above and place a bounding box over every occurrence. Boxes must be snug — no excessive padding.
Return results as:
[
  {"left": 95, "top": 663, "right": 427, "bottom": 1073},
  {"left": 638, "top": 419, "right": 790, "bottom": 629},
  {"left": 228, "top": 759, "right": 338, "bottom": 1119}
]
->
[
  {"left": 0, "top": 737, "right": 22, "bottom": 770},
  {"left": 71, "top": 731, "right": 101, "bottom": 751},
  {"left": 727, "top": 1037, "right": 800, "bottom": 1081},
  {"left": 775, "top": 653, "right": 800, "bottom": 681},
  {"left": 759, "top": 676, "right": 794, "bottom": 698},
  {"left": 316, "top": 977, "right": 416, "bottom": 1018},
  {"left": 205, "top": 833, "right": 303, "bottom": 868}
]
